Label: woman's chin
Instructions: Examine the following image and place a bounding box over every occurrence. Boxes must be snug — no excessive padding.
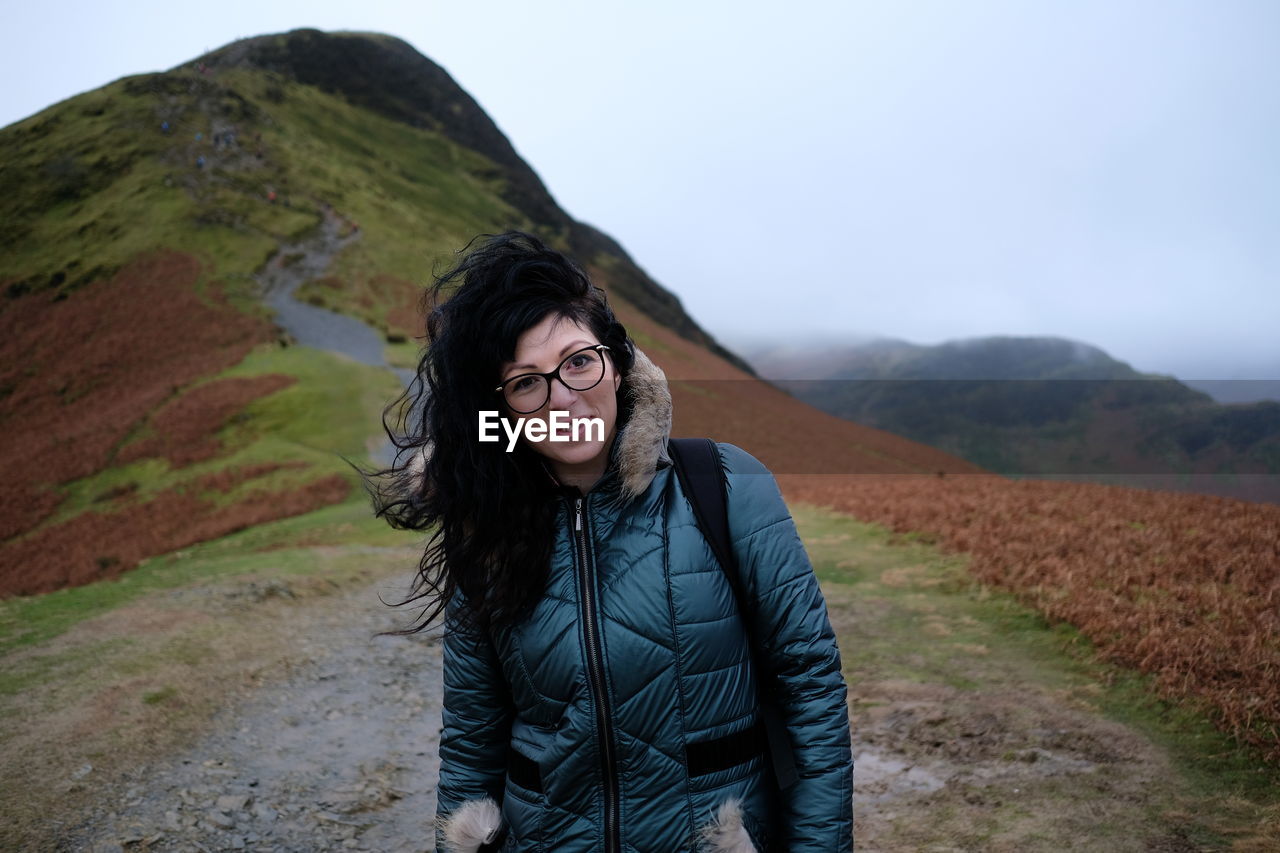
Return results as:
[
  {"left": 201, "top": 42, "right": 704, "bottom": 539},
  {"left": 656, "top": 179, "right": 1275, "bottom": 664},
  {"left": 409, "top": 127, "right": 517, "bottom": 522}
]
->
[{"left": 540, "top": 439, "right": 605, "bottom": 468}]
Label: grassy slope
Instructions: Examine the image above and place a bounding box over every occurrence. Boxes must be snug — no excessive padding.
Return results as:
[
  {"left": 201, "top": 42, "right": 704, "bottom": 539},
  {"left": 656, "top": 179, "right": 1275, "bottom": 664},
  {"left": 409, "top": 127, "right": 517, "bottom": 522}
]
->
[
  {"left": 797, "top": 503, "right": 1280, "bottom": 849},
  {"left": 0, "top": 343, "right": 403, "bottom": 656},
  {"left": 0, "top": 63, "right": 527, "bottom": 841},
  {"left": 0, "top": 64, "right": 526, "bottom": 576}
]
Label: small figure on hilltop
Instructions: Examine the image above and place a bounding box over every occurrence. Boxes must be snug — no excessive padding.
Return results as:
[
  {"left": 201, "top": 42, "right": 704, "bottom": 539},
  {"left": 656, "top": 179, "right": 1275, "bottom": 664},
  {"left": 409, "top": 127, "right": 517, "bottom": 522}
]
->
[
  {"left": 161, "top": 121, "right": 170, "bottom": 134},
  {"left": 196, "top": 155, "right": 205, "bottom": 169}
]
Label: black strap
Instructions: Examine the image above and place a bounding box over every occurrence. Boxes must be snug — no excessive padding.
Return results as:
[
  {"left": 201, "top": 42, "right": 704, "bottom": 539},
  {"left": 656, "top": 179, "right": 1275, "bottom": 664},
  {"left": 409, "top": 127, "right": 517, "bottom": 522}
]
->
[
  {"left": 667, "top": 438, "right": 800, "bottom": 791},
  {"left": 668, "top": 438, "right": 738, "bottom": 589}
]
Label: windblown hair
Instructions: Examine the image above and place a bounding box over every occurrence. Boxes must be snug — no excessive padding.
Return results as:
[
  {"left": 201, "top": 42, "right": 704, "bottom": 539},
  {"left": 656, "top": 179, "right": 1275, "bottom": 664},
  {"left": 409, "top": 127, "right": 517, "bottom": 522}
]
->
[{"left": 363, "top": 231, "right": 636, "bottom": 637}]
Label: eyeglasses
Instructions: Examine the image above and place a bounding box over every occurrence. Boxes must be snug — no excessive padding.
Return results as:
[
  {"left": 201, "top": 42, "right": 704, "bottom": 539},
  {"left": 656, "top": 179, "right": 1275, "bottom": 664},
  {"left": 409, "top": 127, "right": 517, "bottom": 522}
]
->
[{"left": 494, "top": 344, "right": 612, "bottom": 414}]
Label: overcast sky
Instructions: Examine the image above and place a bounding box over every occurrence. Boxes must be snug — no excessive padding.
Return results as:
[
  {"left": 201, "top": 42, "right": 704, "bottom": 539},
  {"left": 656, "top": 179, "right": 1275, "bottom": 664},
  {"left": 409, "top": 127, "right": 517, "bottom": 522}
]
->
[{"left": 5, "top": 1, "right": 1278, "bottom": 385}]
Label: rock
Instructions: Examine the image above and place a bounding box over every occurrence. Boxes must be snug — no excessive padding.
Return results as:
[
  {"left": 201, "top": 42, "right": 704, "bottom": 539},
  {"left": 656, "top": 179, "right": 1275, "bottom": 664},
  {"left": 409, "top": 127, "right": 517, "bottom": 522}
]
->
[
  {"left": 206, "top": 810, "right": 235, "bottom": 829},
  {"left": 217, "top": 794, "right": 251, "bottom": 813}
]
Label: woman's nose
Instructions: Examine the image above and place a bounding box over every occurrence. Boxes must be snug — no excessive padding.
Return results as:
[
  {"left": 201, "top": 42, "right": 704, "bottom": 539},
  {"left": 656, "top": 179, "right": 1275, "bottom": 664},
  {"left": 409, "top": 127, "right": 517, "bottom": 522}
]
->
[{"left": 548, "top": 377, "right": 580, "bottom": 410}]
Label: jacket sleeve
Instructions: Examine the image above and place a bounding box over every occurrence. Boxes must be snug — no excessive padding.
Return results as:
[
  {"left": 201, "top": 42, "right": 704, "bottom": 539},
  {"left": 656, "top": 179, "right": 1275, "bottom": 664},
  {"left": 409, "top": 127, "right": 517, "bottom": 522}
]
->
[
  {"left": 718, "top": 442, "right": 855, "bottom": 853},
  {"left": 433, "top": 590, "right": 515, "bottom": 852}
]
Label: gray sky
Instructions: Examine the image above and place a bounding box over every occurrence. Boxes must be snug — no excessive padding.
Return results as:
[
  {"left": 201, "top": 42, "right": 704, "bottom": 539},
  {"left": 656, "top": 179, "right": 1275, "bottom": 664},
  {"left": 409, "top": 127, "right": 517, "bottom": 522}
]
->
[{"left": 5, "top": 1, "right": 1278, "bottom": 384}]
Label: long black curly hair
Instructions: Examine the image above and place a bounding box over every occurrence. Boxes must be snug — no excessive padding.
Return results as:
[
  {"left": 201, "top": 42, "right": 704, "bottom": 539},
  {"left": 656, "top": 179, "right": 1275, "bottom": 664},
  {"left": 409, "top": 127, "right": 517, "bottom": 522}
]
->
[{"left": 364, "top": 231, "right": 637, "bottom": 637}]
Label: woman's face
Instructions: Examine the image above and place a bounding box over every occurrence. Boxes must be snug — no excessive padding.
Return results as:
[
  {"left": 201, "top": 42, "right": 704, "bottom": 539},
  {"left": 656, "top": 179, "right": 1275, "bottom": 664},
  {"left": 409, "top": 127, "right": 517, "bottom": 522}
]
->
[{"left": 497, "top": 313, "right": 622, "bottom": 472}]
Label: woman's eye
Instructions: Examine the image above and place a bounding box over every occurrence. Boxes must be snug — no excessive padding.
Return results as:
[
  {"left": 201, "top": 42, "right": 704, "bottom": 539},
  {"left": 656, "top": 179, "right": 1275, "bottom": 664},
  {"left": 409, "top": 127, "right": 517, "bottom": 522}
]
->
[
  {"left": 567, "top": 352, "right": 597, "bottom": 371},
  {"left": 512, "top": 376, "right": 538, "bottom": 392}
]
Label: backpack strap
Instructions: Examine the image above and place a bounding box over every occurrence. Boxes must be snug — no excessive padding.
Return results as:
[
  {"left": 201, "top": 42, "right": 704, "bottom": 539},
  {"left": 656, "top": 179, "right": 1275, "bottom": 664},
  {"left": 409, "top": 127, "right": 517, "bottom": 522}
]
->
[
  {"left": 667, "top": 438, "right": 739, "bottom": 591},
  {"left": 667, "top": 437, "right": 800, "bottom": 791}
]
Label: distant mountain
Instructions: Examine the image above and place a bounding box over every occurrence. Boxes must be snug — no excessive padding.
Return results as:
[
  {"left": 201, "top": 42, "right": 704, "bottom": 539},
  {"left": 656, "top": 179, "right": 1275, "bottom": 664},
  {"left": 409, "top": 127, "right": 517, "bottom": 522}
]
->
[
  {"left": 739, "top": 334, "right": 1280, "bottom": 504},
  {"left": 1180, "top": 379, "right": 1280, "bottom": 406}
]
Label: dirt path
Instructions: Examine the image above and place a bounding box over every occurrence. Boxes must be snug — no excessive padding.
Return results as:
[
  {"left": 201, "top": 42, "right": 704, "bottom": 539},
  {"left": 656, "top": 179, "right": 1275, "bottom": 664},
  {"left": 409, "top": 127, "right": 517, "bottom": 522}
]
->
[
  {"left": 62, "top": 570, "right": 446, "bottom": 853},
  {"left": 257, "top": 207, "right": 386, "bottom": 370}
]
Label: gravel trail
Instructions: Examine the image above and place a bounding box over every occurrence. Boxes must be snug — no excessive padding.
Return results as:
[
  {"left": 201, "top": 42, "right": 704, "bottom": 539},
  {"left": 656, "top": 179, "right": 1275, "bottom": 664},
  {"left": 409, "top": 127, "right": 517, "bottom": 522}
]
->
[{"left": 64, "top": 573, "right": 446, "bottom": 853}]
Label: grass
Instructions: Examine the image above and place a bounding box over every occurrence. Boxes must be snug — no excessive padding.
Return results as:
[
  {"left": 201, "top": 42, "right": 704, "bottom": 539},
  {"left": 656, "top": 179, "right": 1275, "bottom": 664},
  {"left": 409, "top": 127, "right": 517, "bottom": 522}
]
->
[
  {"left": 0, "top": 497, "right": 417, "bottom": 659},
  {"left": 1, "top": 63, "right": 528, "bottom": 308},
  {"left": 1, "top": 341, "right": 406, "bottom": 655},
  {"left": 791, "top": 500, "right": 1280, "bottom": 846},
  {"left": 31, "top": 341, "right": 403, "bottom": 542}
]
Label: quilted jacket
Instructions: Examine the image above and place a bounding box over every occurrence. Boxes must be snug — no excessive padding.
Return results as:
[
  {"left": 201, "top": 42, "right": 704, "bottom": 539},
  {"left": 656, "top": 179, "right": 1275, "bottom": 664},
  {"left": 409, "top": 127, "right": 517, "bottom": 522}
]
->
[{"left": 431, "top": 347, "right": 854, "bottom": 852}]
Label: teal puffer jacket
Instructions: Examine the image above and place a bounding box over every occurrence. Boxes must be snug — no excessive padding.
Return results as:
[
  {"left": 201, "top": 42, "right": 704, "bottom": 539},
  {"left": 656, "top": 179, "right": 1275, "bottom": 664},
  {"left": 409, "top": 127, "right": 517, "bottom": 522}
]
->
[{"left": 432, "top": 348, "right": 854, "bottom": 852}]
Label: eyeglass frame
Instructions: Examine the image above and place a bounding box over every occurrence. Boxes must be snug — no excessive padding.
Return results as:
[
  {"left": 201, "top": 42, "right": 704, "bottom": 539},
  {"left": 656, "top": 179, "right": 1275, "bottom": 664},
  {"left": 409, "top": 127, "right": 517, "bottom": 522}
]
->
[{"left": 493, "top": 344, "right": 613, "bottom": 414}]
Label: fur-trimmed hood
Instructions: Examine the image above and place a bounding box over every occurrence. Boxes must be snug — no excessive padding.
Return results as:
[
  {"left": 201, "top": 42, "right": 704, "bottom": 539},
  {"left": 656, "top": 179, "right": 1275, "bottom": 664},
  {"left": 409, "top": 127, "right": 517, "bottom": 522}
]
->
[{"left": 551, "top": 342, "right": 674, "bottom": 506}]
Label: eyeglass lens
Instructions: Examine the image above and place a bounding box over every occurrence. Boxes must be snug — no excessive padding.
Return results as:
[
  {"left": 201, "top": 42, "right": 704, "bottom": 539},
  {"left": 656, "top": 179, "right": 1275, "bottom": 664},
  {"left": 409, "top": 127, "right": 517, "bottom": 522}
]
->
[{"left": 504, "top": 348, "right": 606, "bottom": 414}]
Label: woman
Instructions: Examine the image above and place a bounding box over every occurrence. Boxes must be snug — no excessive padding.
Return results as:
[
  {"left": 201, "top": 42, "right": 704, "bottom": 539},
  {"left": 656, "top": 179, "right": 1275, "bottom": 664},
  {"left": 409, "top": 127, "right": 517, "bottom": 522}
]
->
[{"left": 368, "top": 232, "right": 853, "bottom": 852}]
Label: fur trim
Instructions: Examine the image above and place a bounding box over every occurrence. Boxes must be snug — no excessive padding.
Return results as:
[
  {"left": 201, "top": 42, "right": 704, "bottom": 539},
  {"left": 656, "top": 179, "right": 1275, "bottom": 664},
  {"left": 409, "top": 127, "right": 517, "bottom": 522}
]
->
[
  {"left": 613, "top": 345, "right": 673, "bottom": 502},
  {"left": 435, "top": 796, "right": 503, "bottom": 853},
  {"left": 697, "top": 797, "right": 759, "bottom": 853}
]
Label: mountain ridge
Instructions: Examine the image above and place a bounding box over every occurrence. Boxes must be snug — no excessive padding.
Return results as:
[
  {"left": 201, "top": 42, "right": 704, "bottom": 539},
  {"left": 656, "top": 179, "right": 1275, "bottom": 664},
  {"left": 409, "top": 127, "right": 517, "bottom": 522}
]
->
[{"left": 182, "top": 27, "right": 749, "bottom": 371}]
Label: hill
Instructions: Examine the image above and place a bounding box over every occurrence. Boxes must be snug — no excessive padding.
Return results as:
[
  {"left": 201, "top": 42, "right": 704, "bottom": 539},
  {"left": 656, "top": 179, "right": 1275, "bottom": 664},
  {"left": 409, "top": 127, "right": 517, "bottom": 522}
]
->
[
  {"left": 738, "top": 334, "right": 1280, "bottom": 504},
  {"left": 0, "top": 27, "right": 980, "bottom": 598}
]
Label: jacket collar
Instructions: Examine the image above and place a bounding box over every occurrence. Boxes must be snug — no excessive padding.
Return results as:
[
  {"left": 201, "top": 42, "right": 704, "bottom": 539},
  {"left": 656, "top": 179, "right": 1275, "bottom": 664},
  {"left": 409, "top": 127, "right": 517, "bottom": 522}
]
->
[{"left": 540, "top": 344, "right": 673, "bottom": 507}]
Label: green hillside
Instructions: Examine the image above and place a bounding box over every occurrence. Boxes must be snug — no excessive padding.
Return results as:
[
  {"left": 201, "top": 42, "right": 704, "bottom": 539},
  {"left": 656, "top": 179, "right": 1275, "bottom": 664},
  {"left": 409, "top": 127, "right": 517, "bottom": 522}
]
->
[
  {"left": 3, "top": 28, "right": 752, "bottom": 363},
  {"left": 0, "top": 27, "right": 752, "bottom": 599}
]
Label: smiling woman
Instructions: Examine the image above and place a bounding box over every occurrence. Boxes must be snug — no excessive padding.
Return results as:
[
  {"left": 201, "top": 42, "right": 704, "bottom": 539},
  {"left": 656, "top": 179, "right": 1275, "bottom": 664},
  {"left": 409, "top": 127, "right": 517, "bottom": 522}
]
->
[{"left": 361, "top": 231, "right": 853, "bottom": 852}]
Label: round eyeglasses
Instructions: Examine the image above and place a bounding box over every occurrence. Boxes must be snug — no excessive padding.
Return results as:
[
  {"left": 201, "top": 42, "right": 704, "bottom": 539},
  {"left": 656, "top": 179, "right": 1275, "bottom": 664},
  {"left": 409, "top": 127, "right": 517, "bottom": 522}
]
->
[{"left": 494, "top": 344, "right": 612, "bottom": 414}]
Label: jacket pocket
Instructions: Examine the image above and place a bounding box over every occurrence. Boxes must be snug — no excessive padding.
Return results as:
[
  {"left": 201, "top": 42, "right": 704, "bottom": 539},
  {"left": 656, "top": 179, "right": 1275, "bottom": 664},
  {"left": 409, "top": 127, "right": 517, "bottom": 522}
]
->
[
  {"left": 502, "top": 744, "right": 548, "bottom": 849},
  {"left": 685, "top": 715, "right": 769, "bottom": 791}
]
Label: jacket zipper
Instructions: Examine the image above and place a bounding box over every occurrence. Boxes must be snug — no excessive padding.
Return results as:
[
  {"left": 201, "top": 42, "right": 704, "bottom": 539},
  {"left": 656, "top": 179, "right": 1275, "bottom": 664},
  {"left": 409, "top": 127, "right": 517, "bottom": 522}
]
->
[{"left": 570, "top": 494, "right": 621, "bottom": 853}]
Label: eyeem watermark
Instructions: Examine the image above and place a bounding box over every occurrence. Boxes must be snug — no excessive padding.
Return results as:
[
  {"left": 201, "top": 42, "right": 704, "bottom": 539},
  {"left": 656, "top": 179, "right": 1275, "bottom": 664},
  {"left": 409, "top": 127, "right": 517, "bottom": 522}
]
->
[{"left": 478, "top": 410, "right": 604, "bottom": 452}]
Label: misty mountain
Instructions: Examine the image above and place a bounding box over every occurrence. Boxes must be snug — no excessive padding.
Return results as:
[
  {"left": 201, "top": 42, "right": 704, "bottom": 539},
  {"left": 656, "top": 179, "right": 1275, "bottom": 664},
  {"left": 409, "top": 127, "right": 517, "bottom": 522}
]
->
[{"left": 740, "top": 334, "right": 1280, "bottom": 503}]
